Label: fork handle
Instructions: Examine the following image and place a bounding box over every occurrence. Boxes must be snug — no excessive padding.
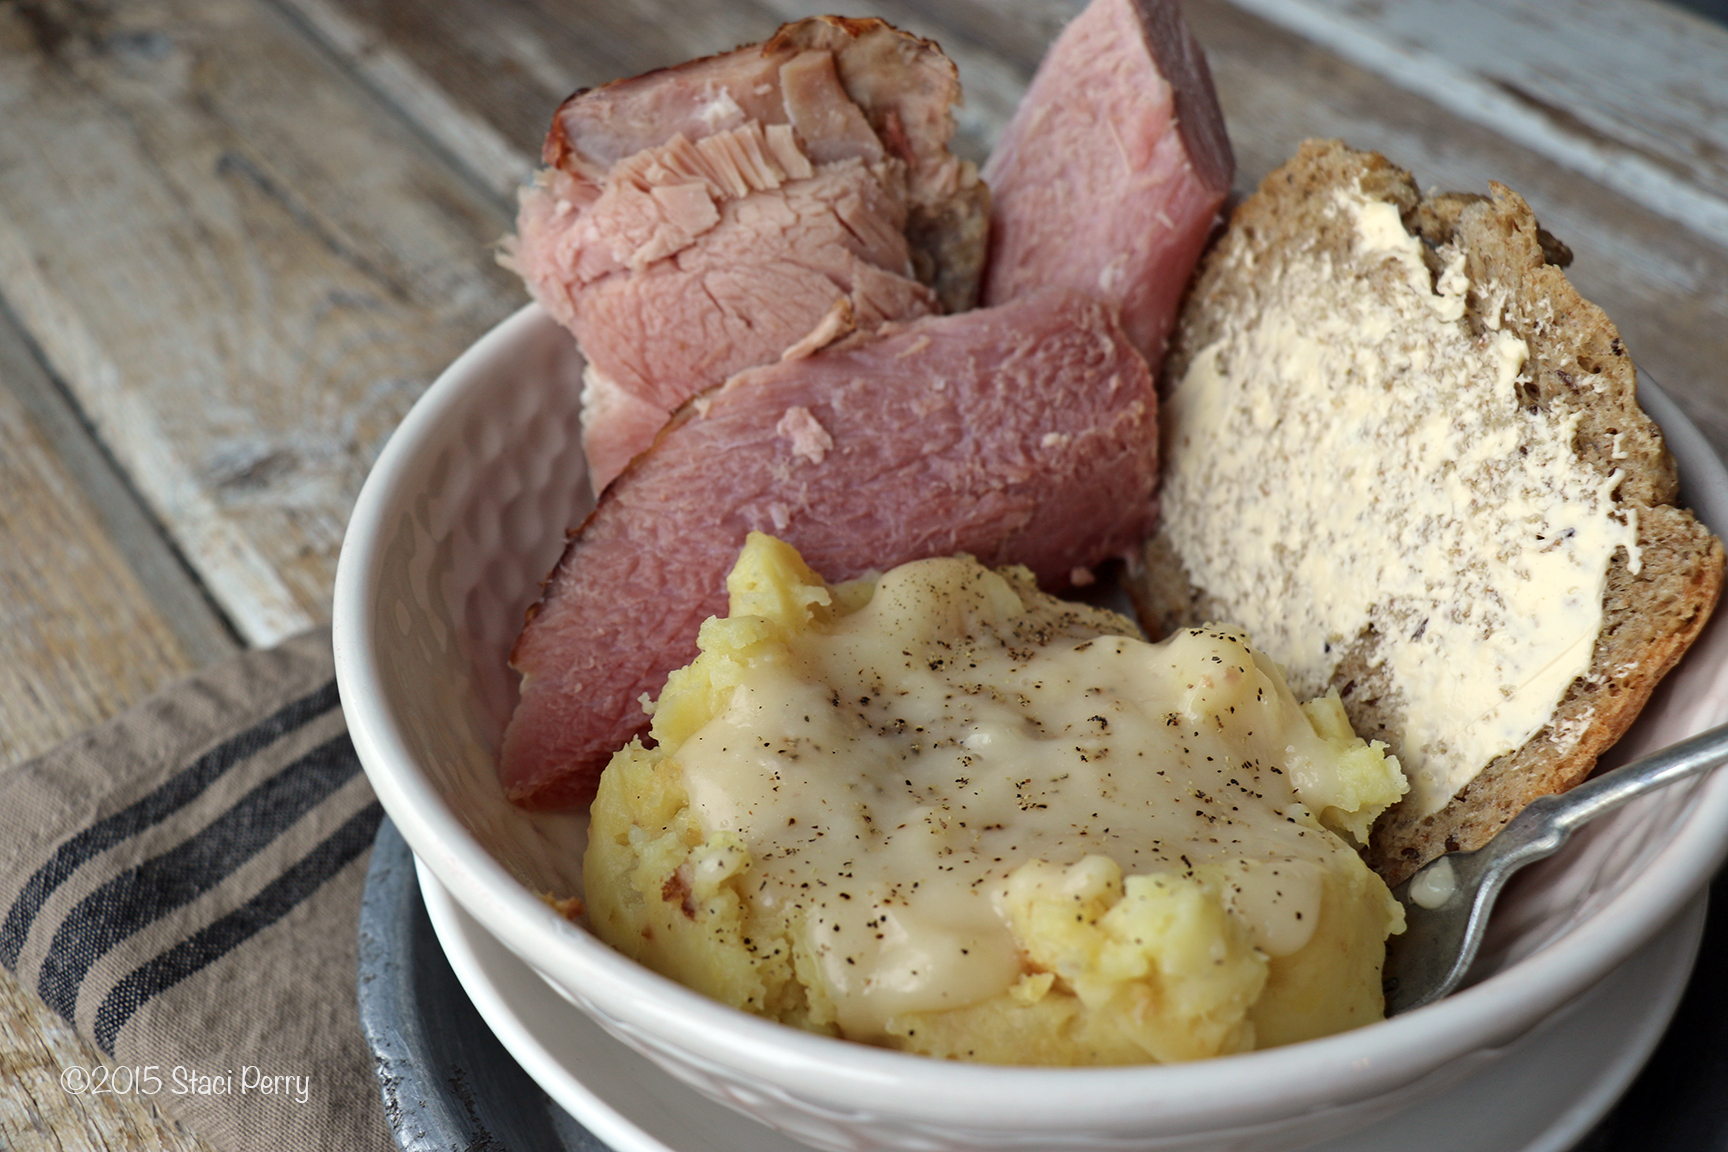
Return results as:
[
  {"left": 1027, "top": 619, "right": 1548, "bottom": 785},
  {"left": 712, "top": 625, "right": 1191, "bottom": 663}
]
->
[{"left": 1534, "top": 720, "right": 1728, "bottom": 841}]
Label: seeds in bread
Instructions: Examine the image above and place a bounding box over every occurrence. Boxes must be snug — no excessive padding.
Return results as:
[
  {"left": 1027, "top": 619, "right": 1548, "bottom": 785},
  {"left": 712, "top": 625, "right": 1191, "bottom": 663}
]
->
[{"left": 1130, "top": 139, "right": 1725, "bottom": 885}]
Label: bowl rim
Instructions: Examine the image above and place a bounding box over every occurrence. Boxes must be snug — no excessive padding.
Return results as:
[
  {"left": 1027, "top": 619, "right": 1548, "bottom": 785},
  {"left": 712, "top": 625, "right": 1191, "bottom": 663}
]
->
[{"left": 333, "top": 301, "right": 1728, "bottom": 1130}]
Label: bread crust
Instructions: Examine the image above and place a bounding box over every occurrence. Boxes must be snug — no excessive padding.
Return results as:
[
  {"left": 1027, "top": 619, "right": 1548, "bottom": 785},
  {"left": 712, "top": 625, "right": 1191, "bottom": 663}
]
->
[{"left": 1132, "top": 139, "right": 1725, "bottom": 885}]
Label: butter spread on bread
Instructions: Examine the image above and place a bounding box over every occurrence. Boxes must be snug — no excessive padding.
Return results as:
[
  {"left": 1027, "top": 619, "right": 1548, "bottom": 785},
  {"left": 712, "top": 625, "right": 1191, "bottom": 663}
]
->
[{"left": 1133, "top": 140, "right": 1724, "bottom": 883}]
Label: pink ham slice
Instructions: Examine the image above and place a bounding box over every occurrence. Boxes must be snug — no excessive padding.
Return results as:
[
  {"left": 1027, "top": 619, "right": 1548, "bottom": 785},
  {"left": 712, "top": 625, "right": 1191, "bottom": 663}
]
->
[
  {"left": 498, "top": 288, "right": 1158, "bottom": 808},
  {"left": 505, "top": 17, "right": 988, "bottom": 492},
  {"left": 517, "top": 155, "right": 938, "bottom": 487},
  {"left": 979, "top": 0, "right": 1233, "bottom": 371}
]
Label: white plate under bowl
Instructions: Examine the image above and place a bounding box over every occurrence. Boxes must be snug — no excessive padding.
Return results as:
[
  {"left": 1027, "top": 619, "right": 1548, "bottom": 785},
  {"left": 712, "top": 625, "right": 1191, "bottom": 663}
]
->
[
  {"left": 418, "top": 856, "right": 1704, "bottom": 1152},
  {"left": 334, "top": 301, "right": 1728, "bottom": 1152}
]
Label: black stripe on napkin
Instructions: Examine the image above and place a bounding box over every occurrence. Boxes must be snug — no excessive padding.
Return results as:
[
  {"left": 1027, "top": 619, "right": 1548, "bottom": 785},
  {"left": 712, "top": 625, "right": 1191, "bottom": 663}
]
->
[
  {"left": 35, "top": 732, "right": 362, "bottom": 1021},
  {"left": 0, "top": 679, "right": 341, "bottom": 970},
  {"left": 91, "top": 799, "right": 385, "bottom": 1054}
]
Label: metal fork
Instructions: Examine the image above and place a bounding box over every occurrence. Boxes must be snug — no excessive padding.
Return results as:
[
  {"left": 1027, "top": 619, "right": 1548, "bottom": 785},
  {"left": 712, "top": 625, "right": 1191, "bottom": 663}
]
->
[{"left": 1380, "top": 722, "right": 1728, "bottom": 1016}]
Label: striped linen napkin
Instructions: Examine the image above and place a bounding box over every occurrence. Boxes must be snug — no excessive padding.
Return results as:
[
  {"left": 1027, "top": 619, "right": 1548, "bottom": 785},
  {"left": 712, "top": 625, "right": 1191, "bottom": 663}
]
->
[{"left": 0, "top": 628, "right": 392, "bottom": 1152}]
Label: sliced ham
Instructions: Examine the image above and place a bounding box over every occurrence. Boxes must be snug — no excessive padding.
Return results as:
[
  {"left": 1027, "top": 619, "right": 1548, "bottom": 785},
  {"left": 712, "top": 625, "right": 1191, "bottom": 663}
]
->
[
  {"left": 498, "top": 288, "right": 1158, "bottom": 808},
  {"left": 979, "top": 0, "right": 1233, "bottom": 371},
  {"left": 505, "top": 17, "right": 989, "bottom": 491}
]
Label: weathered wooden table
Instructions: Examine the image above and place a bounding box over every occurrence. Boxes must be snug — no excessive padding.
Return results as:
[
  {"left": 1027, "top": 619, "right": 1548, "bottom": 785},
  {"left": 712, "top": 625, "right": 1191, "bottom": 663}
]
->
[{"left": 2, "top": 0, "right": 1725, "bottom": 1147}]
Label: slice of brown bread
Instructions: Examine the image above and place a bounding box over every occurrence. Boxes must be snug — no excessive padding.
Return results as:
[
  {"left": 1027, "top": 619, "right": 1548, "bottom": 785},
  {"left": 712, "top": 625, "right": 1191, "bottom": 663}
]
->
[{"left": 1129, "top": 139, "right": 1725, "bottom": 885}]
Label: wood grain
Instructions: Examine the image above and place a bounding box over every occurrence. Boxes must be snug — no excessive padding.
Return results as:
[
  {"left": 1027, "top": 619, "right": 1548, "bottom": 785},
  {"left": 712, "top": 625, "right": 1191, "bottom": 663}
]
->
[
  {"left": 0, "top": 320, "right": 201, "bottom": 770},
  {"left": 0, "top": 0, "right": 522, "bottom": 647}
]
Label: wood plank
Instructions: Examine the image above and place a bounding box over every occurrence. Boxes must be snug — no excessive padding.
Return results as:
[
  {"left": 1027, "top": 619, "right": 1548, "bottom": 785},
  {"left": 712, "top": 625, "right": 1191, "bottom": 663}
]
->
[
  {"left": 0, "top": 304, "right": 240, "bottom": 676},
  {"left": 266, "top": 0, "right": 533, "bottom": 200},
  {"left": 0, "top": 0, "right": 522, "bottom": 647},
  {"left": 0, "top": 321, "right": 205, "bottom": 769},
  {"left": 1225, "top": 0, "right": 1728, "bottom": 251}
]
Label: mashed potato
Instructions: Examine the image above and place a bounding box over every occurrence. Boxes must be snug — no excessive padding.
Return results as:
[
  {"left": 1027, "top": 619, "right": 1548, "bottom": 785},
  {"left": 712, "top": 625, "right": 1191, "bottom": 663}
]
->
[{"left": 583, "top": 534, "right": 1407, "bottom": 1064}]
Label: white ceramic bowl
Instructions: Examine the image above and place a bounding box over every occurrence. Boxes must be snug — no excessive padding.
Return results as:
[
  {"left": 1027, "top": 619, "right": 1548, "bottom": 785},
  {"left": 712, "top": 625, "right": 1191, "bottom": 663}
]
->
[{"left": 333, "top": 301, "right": 1728, "bottom": 1152}]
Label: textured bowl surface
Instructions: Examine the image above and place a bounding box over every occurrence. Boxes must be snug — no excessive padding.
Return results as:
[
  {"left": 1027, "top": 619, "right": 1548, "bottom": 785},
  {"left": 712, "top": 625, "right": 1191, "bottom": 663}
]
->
[{"left": 333, "top": 302, "right": 1728, "bottom": 1152}]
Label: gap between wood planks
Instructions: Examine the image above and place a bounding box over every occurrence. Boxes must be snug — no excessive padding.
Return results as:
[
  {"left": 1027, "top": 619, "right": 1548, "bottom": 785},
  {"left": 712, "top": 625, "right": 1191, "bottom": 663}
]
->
[
  {"left": 0, "top": 300, "right": 241, "bottom": 674},
  {"left": 260, "top": 0, "right": 532, "bottom": 207}
]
